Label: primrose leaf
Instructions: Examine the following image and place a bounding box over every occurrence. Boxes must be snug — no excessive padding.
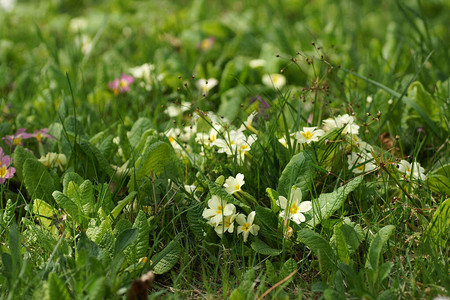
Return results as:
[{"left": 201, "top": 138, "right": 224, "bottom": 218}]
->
[
  {"left": 128, "top": 117, "right": 153, "bottom": 147},
  {"left": 366, "top": 225, "right": 395, "bottom": 270},
  {"left": 425, "top": 198, "right": 450, "bottom": 250},
  {"left": 151, "top": 240, "right": 181, "bottom": 275},
  {"left": 48, "top": 272, "right": 71, "bottom": 300},
  {"left": 305, "top": 176, "right": 363, "bottom": 227},
  {"left": 298, "top": 228, "right": 336, "bottom": 272},
  {"left": 23, "top": 158, "right": 57, "bottom": 205},
  {"left": 250, "top": 238, "right": 282, "bottom": 256},
  {"left": 13, "top": 146, "right": 36, "bottom": 181},
  {"left": 278, "top": 150, "right": 315, "bottom": 197}
]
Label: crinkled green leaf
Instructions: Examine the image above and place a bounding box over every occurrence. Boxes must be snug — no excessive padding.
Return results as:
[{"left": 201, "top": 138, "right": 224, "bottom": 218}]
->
[
  {"left": 53, "top": 191, "right": 79, "bottom": 222},
  {"left": 250, "top": 238, "right": 282, "bottom": 256},
  {"left": 115, "top": 228, "right": 138, "bottom": 256},
  {"left": 33, "top": 199, "right": 58, "bottom": 230},
  {"left": 265, "top": 260, "right": 278, "bottom": 285},
  {"left": 298, "top": 228, "right": 336, "bottom": 271},
  {"left": 128, "top": 141, "right": 173, "bottom": 194},
  {"left": 186, "top": 203, "right": 206, "bottom": 237},
  {"left": 86, "top": 219, "right": 112, "bottom": 244},
  {"left": 366, "top": 225, "right": 395, "bottom": 270},
  {"left": 13, "top": 145, "right": 36, "bottom": 181},
  {"left": 132, "top": 211, "right": 150, "bottom": 260},
  {"left": 425, "top": 198, "right": 450, "bottom": 250},
  {"left": 305, "top": 176, "right": 363, "bottom": 227},
  {"left": 111, "top": 191, "right": 137, "bottom": 219},
  {"left": 278, "top": 258, "right": 297, "bottom": 283},
  {"left": 48, "top": 272, "right": 71, "bottom": 300},
  {"left": 334, "top": 224, "right": 350, "bottom": 264},
  {"left": 128, "top": 117, "right": 153, "bottom": 147},
  {"left": 88, "top": 276, "right": 106, "bottom": 300},
  {"left": 23, "top": 158, "right": 57, "bottom": 205},
  {"left": 151, "top": 240, "right": 181, "bottom": 274},
  {"left": 278, "top": 150, "right": 315, "bottom": 197},
  {"left": 62, "top": 171, "right": 84, "bottom": 194}
]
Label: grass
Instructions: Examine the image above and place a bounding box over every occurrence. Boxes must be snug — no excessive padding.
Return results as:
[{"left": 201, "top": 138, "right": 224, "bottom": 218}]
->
[{"left": 0, "top": 0, "right": 449, "bottom": 299}]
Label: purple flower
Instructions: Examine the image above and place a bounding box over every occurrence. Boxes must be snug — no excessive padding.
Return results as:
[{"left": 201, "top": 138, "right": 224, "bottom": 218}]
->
[
  {"left": 32, "top": 128, "right": 54, "bottom": 143},
  {"left": 0, "top": 147, "right": 15, "bottom": 184},
  {"left": 3, "top": 128, "right": 32, "bottom": 148},
  {"left": 108, "top": 74, "right": 134, "bottom": 95}
]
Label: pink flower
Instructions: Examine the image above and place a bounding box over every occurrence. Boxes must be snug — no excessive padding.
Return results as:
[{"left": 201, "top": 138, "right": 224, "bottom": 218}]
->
[
  {"left": 3, "top": 128, "right": 32, "bottom": 148},
  {"left": 108, "top": 74, "right": 134, "bottom": 95},
  {"left": 32, "top": 128, "right": 54, "bottom": 143},
  {"left": 0, "top": 147, "right": 15, "bottom": 184}
]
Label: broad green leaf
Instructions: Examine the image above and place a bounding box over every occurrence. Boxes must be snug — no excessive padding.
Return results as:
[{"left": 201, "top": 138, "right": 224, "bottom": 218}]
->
[
  {"left": 88, "top": 276, "right": 106, "bottom": 300},
  {"left": 78, "top": 180, "right": 95, "bottom": 216},
  {"left": 12, "top": 145, "right": 36, "bottom": 181},
  {"left": 118, "top": 124, "right": 132, "bottom": 159},
  {"left": 33, "top": 199, "right": 58, "bottom": 230},
  {"left": 98, "top": 230, "right": 115, "bottom": 258},
  {"left": 128, "top": 117, "right": 153, "bottom": 147},
  {"left": 340, "top": 223, "right": 364, "bottom": 253},
  {"left": 277, "top": 150, "right": 315, "bottom": 197},
  {"left": 132, "top": 211, "right": 150, "bottom": 260},
  {"left": 151, "top": 240, "right": 181, "bottom": 274},
  {"left": 115, "top": 228, "right": 138, "bottom": 256},
  {"left": 378, "top": 262, "right": 393, "bottom": 282},
  {"left": 305, "top": 176, "right": 363, "bottom": 227},
  {"left": 265, "top": 260, "right": 278, "bottom": 285},
  {"left": 250, "top": 238, "right": 282, "bottom": 256},
  {"left": 110, "top": 191, "right": 137, "bottom": 219},
  {"left": 114, "top": 219, "right": 133, "bottom": 237},
  {"left": 407, "top": 81, "right": 440, "bottom": 124},
  {"left": 186, "top": 203, "right": 206, "bottom": 237},
  {"left": 255, "top": 205, "right": 278, "bottom": 232},
  {"left": 23, "top": 158, "right": 57, "bottom": 205},
  {"left": 425, "top": 198, "right": 450, "bottom": 249},
  {"left": 298, "top": 228, "right": 336, "bottom": 271},
  {"left": 86, "top": 219, "right": 112, "bottom": 244},
  {"left": 62, "top": 171, "right": 84, "bottom": 194},
  {"left": 367, "top": 225, "right": 395, "bottom": 270},
  {"left": 334, "top": 224, "right": 350, "bottom": 264},
  {"left": 278, "top": 258, "right": 297, "bottom": 283},
  {"left": 52, "top": 191, "right": 79, "bottom": 223},
  {"left": 128, "top": 141, "right": 173, "bottom": 193},
  {"left": 426, "top": 163, "right": 450, "bottom": 195},
  {"left": 48, "top": 272, "right": 71, "bottom": 300}
]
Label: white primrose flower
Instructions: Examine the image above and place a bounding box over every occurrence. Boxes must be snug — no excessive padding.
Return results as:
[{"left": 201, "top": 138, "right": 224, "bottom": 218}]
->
[
  {"left": 239, "top": 111, "right": 258, "bottom": 133},
  {"left": 249, "top": 59, "right": 266, "bottom": 69},
  {"left": 295, "top": 127, "right": 325, "bottom": 144},
  {"left": 322, "top": 114, "right": 360, "bottom": 135},
  {"left": 276, "top": 186, "right": 312, "bottom": 224},
  {"left": 164, "top": 101, "right": 190, "bottom": 117},
  {"left": 262, "top": 74, "right": 286, "bottom": 89},
  {"left": 214, "top": 213, "right": 238, "bottom": 235},
  {"left": 214, "top": 130, "right": 255, "bottom": 158},
  {"left": 196, "top": 78, "right": 218, "bottom": 95},
  {"left": 397, "top": 160, "right": 426, "bottom": 180},
  {"left": 223, "top": 173, "right": 245, "bottom": 194},
  {"left": 128, "top": 63, "right": 155, "bottom": 84},
  {"left": 202, "top": 195, "right": 236, "bottom": 225},
  {"left": 38, "top": 153, "right": 67, "bottom": 171},
  {"left": 236, "top": 211, "right": 260, "bottom": 242},
  {"left": 347, "top": 152, "right": 377, "bottom": 174}
]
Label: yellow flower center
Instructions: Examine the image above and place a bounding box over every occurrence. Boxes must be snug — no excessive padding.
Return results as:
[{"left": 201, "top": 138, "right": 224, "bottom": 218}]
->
[
  {"left": 241, "top": 222, "right": 250, "bottom": 232},
  {"left": 0, "top": 165, "right": 7, "bottom": 178},
  {"left": 210, "top": 134, "right": 216, "bottom": 142},
  {"left": 36, "top": 133, "right": 44, "bottom": 143},
  {"left": 13, "top": 136, "right": 22, "bottom": 146},
  {"left": 224, "top": 218, "right": 232, "bottom": 227},
  {"left": 169, "top": 136, "right": 175, "bottom": 144},
  {"left": 301, "top": 131, "right": 313, "bottom": 140},
  {"left": 289, "top": 203, "right": 299, "bottom": 215},
  {"left": 406, "top": 167, "right": 411, "bottom": 173},
  {"left": 119, "top": 79, "right": 128, "bottom": 88},
  {"left": 357, "top": 165, "right": 365, "bottom": 171},
  {"left": 216, "top": 205, "right": 224, "bottom": 214},
  {"left": 234, "top": 185, "right": 240, "bottom": 191}
]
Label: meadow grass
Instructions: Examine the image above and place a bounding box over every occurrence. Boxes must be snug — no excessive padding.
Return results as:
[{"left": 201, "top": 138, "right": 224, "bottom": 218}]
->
[{"left": 0, "top": 0, "right": 449, "bottom": 299}]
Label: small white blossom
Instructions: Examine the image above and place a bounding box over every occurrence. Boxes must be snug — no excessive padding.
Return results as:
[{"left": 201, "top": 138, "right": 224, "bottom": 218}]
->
[
  {"left": 249, "top": 59, "right": 266, "bottom": 68},
  {"left": 196, "top": 78, "right": 218, "bottom": 95},
  {"left": 397, "top": 160, "right": 426, "bottom": 180},
  {"left": 347, "top": 152, "right": 377, "bottom": 174},
  {"left": 202, "top": 195, "right": 236, "bottom": 225},
  {"left": 276, "top": 186, "right": 312, "bottom": 224},
  {"left": 223, "top": 173, "right": 245, "bottom": 194},
  {"left": 236, "top": 211, "right": 260, "bottom": 242},
  {"left": 322, "top": 114, "right": 360, "bottom": 135},
  {"left": 295, "top": 127, "right": 325, "bottom": 144},
  {"left": 262, "top": 74, "right": 286, "bottom": 89}
]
